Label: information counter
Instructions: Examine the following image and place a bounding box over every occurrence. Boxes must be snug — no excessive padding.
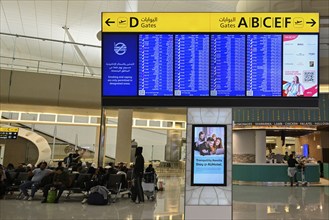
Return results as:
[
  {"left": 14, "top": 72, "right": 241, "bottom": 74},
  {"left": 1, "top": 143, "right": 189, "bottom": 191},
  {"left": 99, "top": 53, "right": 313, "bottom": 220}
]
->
[
  {"left": 324, "top": 163, "right": 329, "bottom": 179},
  {"left": 233, "top": 163, "right": 320, "bottom": 183}
]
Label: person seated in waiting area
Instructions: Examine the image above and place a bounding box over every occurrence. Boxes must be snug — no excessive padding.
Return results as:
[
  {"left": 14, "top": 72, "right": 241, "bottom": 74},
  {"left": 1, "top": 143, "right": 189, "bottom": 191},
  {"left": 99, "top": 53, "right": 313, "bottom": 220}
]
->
[
  {"left": 0, "top": 164, "right": 7, "bottom": 199},
  {"left": 19, "top": 161, "right": 52, "bottom": 201},
  {"left": 41, "top": 167, "right": 69, "bottom": 203}
]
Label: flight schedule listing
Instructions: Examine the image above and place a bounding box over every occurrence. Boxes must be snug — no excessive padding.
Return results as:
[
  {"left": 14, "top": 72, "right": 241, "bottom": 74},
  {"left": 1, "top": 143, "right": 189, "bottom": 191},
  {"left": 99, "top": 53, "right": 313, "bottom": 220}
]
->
[
  {"left": 174, "top": 34, "right": 209, "bottom": 96},
  {"left": 210, "top": 34, "right": 246, "bottom": 96},
  {"left": 246, "top": 34, "right": 282, "bottom": 97},
  {"left": 139, "top": 34, "right": 174, "bottom": 96}
]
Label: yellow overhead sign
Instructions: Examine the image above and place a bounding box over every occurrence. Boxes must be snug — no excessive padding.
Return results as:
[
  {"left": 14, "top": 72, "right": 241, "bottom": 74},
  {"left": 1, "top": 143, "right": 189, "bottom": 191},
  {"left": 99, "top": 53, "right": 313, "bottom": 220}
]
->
[
  {"left": 102, "top": 12, "right": 319, "bottom": 33},
  {"left": 0, "top": 127, "right": 19, "bottom": 132}
]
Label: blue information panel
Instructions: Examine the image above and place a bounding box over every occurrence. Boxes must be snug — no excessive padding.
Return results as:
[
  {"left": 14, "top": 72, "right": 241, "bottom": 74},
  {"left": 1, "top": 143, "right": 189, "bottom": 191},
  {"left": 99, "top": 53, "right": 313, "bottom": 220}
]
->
[
  {"left": 210, "top": 34, "right": 245, "bottom": 96},
  {"left": 138, "top": 34, "right": 174, "bottom": 96},
  {"left": 174, "top": 34, "right": 209, "bottom": 96},
  {"left": 102, "top": 34, "right": 138, "bottom": 96},
  {"left": 246, "top": 35, "right": 282, "bottom": 97}
]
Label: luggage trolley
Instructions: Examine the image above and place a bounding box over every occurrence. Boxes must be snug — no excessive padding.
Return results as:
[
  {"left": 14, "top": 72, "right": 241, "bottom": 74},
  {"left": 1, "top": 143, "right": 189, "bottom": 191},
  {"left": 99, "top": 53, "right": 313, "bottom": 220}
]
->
[
  {"left": 142, "top": 172, "right": 157, "bottom": 201},
  {"left": 296, "top": 161, "right": 308, "bottom": 186}
]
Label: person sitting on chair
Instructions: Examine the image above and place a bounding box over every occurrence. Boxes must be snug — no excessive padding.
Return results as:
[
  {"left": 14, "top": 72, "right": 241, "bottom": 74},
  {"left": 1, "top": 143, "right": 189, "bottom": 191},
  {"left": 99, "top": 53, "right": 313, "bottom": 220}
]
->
[
  {"left": 19, "top": 161, "right": 52, "bottom": 201},
  {"left": 41, "top": 167, "right": 69, "bottom": 203}
]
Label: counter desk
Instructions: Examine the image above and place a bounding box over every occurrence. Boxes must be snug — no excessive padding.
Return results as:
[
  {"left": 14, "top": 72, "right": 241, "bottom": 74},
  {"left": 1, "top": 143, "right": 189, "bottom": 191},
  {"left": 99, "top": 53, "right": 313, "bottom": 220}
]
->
[
  {"left": 324, "top": 163, "right": 329, "bottom": 179},
  {"left": 233, "top": 163, "right": 320, "bottom": 183}
]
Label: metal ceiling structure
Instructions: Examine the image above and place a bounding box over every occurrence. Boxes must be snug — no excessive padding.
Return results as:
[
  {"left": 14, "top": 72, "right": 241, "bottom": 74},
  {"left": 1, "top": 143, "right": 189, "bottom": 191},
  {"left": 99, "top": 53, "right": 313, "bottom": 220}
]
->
[{"left": 0, "top": 0, "right": 328, "bottom": 92}]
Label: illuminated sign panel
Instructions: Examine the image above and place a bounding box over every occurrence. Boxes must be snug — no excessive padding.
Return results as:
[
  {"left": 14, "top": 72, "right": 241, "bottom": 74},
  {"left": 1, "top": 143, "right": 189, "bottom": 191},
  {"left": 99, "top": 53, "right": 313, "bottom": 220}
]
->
[
  {"left": 0, "top": 127, "right": 19, "bottom": 139},
  {"left": 102, "top": 13, "right": 319, "bottom": 107}
]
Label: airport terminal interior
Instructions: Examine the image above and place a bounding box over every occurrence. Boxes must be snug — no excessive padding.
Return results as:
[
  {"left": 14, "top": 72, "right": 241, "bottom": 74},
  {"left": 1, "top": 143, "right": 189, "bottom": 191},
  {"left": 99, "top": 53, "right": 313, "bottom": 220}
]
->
[{"left": 0, "top": 0, "right": 329, "bottom": 219}]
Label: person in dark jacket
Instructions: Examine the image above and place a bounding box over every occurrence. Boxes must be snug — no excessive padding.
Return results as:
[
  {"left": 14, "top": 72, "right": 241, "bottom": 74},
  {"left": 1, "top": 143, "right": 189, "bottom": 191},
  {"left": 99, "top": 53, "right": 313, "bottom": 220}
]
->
[
  {"left": 41, "top": 167, "right": 69, "bottom": 203},
  {"left": 132, "top": 147, "right": 144, "bottom": 203},
  {"left": 287, "top": 154, "right": 299, "bottom": 187}
]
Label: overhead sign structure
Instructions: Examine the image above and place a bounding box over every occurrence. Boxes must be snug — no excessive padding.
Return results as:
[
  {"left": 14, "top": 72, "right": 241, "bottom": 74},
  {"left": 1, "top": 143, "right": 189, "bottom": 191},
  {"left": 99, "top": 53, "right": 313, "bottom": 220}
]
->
[
  {"left": 102, "top": 12, "right": 319, "bottom": 33},
  {"left": 0, "top": 127, "right": 19, "bottom": 139},
  {"left": 101, "top": 12, "right": 319, "bottom": 107}
]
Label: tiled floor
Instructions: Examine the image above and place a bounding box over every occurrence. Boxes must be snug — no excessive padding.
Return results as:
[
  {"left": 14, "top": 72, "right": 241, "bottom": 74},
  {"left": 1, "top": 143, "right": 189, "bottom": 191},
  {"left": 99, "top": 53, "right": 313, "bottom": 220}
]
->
[{"left": 0, "top": 177, "right": 328, "bottom": 220}]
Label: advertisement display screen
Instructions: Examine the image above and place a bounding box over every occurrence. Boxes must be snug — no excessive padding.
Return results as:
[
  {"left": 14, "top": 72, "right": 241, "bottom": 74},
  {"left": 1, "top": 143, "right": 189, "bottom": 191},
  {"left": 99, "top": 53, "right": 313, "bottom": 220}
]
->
[
  {"left": 282, "top": 34, "right": 318, "bottom": 97},
  {"left": 191, "top": 125, "right": 226, "bottom": 186}
]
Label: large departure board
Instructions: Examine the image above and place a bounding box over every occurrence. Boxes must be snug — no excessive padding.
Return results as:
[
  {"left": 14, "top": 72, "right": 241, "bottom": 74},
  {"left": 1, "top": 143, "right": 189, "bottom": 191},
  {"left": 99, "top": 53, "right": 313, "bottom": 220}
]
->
[
  {"left": 246, "top": 34, "right": 282, "bottom": 97},
  {"left": 210, "top": 34, "right": 245, "bottom": 96},
  {"left": 174, "top": 34, "right": 209, "bottom": 96},
  {"left": 138, "top": 34, "right": 174, "bottom": 96},
  {"left": 102, "top": 33, "right": 319, "bottom": 107}
]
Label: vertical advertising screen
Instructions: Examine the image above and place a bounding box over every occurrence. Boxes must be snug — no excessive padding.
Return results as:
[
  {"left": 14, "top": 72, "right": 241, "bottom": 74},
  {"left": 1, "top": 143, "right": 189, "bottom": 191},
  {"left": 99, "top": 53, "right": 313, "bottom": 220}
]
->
[
  {"left": 191, "top": 125, "right": 226, "bottom": 186},
  {"left": 282, "top": 34, "right": 318, "bottom": 97}
]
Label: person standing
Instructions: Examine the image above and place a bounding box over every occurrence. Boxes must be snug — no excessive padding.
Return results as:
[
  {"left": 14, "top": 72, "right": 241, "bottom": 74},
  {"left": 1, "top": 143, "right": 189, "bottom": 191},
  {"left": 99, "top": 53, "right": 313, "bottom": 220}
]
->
[
  {"left": 287, "top": 154, "right": 299, "bottom": 186},
  {"left": 132, "top": 147, "right": 144, "bottom": 204}
]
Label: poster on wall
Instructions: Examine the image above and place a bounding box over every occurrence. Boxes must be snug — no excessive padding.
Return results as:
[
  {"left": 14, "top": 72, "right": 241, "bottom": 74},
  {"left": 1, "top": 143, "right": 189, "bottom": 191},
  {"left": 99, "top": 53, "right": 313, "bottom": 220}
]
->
[
  {"left": 282, "top": 34, "right": 318, "bottom": 97},
  {"left": 191, "top": 125, "right": 226, "bottom": 186}
]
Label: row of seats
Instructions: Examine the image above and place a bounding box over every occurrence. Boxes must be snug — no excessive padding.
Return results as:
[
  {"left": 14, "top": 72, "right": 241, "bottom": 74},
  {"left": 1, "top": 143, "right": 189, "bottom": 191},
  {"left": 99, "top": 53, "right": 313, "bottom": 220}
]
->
[{"left": 5, "top": 171, "right": 130, "bottom": 203}]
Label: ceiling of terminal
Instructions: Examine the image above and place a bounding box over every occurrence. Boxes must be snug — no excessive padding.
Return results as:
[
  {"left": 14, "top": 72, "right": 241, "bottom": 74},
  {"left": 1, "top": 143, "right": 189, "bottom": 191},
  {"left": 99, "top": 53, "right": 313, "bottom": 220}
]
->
[{"left": 0, "top": 0, "right": 328, "bottom": 88}]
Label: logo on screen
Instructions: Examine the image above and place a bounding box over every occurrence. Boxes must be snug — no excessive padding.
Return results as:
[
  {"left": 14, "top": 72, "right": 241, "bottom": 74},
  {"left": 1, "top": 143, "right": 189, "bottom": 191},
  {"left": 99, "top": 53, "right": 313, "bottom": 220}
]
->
[{"left": 114, "top": 42, "right": 127, "bottom": 55}]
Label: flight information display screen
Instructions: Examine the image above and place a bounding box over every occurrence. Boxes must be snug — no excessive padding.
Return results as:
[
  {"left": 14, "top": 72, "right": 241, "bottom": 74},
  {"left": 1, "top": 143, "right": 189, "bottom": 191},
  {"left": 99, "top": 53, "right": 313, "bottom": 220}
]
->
[
  {"left": 210, "top": 34, "right": 246, "bottom": 97},
  {"left": 174, "top": 34, "right": 209, "bottom": 96},
  {"left": 246, "top": 34, "right": 282, "bottom": 97},
  {"left": 102, "top": 33, "right": 318, "bottom": 106},
  {"left": 139, "top": 34, "right": 174, "bottom": 96}
]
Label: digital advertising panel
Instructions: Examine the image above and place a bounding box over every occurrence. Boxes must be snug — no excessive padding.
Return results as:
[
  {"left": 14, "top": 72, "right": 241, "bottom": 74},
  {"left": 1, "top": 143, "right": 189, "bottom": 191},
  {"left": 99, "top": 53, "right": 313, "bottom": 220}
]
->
[
  {"left": 191, "top": 125, "right": 227, "bottom": 186},
  {"left": 282, "top": 34, "right": 318, "bottom": 97}
]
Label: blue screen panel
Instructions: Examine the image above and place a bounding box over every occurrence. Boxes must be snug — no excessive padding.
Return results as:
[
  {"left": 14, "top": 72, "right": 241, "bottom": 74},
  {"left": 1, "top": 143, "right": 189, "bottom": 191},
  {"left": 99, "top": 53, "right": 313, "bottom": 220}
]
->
[
  {"left": 138, "top": 34, "right": 174, "bottom": 96},
  {"left": 174, "top": 34, "right": 209, "bottom": 96},
  {"left": 246, "top": 34, "right": 282, "bottom": 97},
  {"left": 102, "top": 34, "right": 137, "bottom": 96},
  {"left": 210, "top": 34, "right": 245, "bottom": 96}
]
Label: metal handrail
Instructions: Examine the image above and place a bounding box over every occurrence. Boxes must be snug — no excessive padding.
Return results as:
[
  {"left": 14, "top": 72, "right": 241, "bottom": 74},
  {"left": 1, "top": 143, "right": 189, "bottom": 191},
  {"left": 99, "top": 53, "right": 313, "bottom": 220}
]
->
[{"left": 0, "top": 55, "right": 101, "bottom": 78}]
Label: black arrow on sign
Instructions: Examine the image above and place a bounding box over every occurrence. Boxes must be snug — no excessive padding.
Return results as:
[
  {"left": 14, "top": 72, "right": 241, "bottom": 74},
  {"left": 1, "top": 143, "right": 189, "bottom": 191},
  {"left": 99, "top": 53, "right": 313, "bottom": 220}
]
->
[
  {"left": 306, "top": 19, "right": 316, "bottom": 27},
  {"left": 105, "top": 18, "right": 115, "bottom": 26}
]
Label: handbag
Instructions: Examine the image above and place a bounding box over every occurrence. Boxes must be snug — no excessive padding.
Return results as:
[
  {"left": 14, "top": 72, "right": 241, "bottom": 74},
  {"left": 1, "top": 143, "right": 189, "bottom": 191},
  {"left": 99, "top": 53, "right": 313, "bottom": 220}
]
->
[{"left": 47, "top": 188, "right": 58, "bottom": 203}]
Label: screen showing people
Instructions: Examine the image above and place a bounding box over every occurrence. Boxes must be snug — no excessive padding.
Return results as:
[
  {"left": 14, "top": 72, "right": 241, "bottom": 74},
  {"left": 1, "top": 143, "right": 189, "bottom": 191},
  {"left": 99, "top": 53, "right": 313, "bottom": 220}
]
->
[
  {"left": 282, "top": 34, "right": 318, "bottom": 97},
  {"left": 192, "top": 125, "right": 226, "bottom": 186}
]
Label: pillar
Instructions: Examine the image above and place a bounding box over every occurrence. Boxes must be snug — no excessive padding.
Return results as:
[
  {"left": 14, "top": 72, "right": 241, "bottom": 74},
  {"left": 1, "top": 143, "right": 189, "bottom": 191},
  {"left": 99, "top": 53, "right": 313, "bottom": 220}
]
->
[
  {"left": 96, "top": 107, "right": 107, "bottom": 167},
  {"left": 255, "top": 130, "right": 266, "bottom": 163},
  {"left": 115, "top": 109, "right": 133, "bottom": 164}
]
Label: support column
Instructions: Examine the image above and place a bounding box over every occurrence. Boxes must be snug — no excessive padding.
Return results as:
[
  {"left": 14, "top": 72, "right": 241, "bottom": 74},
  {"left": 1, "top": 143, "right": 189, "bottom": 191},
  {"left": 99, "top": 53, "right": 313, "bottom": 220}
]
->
[
  {"left": 97, "top": 107, "right": 107, "bottom": 167},
  {"left": 255, "top": 130, "right": 266, "bottom": 163},
  {"left": 115, "top": 109, "right": 133, "bottom": 164}
]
